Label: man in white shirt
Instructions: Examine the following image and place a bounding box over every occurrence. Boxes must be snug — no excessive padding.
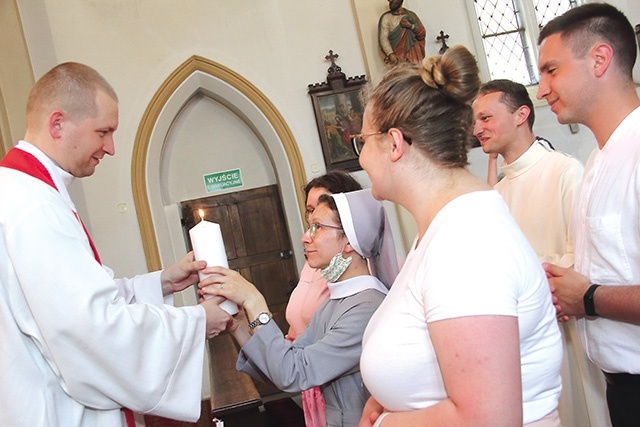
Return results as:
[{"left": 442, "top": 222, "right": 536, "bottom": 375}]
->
[
  {"left": 0, "top": 62, "right": 233, "bottom": 427},
  {"left": 537, "top": 4, "right": 640, "bottom": 426}
]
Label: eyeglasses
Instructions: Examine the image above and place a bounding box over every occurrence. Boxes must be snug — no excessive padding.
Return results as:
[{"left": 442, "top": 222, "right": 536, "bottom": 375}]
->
[
  {"left": 350, "top": 130, "right": 412, "bottom": 156},
  {"left": 350, "top": 131, "right": 384, "bottom": 156},
  {"left": 306, "top": 222, "right": 343, "bottom": 238}
]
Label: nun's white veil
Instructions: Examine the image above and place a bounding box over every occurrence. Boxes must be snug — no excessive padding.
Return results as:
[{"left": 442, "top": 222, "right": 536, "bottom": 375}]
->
[{"left": 332, "top": 189, "right": 400, "bottom": 288}]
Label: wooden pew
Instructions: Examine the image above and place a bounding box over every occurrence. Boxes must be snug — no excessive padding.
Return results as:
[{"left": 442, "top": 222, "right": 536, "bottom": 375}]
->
[{"left": 208, "top": 333, "right": 265, "bottom": 427}]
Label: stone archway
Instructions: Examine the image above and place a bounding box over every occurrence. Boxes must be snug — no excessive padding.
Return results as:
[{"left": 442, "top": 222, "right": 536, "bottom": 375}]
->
[{"left": 131, "top": 55, "right": 307, "bottom": 272}]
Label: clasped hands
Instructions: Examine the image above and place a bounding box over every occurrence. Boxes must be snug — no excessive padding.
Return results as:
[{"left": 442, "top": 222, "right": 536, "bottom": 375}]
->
[{"left": 543, "top": 262, "right": 591, "bottom": 321}]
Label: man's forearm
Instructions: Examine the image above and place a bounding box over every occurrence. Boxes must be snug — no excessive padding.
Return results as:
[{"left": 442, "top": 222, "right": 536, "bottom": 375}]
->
[{"left": 590, "top": 284, "right": 640, "bottom": 325}]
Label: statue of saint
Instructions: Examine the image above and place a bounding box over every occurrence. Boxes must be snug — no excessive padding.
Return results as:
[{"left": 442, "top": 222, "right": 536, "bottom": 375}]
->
[{"left": 378, "top": 0, "right": 426, "bottom": 65}]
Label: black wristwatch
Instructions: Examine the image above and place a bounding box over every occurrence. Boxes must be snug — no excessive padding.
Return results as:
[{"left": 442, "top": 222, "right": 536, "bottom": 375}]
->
[
  {"left": 249, "top": 312, "right": 273, "bottom": 330},
  {"left": 583, "top": 284, "right": 601, "bottom": 317}
]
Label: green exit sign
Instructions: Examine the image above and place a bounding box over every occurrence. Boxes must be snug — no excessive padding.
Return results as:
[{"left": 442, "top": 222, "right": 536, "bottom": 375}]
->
[{"left": 203, "top": 168, "right": 243, "bottom": 193}]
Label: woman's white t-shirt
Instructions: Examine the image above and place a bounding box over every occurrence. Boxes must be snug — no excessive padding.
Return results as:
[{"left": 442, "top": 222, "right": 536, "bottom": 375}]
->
[{"left": 360, "top": 191, "right": 562, "bottom": 424}]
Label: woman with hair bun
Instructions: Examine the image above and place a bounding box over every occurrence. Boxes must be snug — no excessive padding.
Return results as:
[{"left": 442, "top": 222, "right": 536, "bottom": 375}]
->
[{"left": 355, "top": 46, "right": 563, "bottom": 427}]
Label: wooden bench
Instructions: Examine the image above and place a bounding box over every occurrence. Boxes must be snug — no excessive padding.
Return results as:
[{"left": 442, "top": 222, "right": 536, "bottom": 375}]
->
[{"left": 208, "top": 333, "right": 265, "bottom": 427}]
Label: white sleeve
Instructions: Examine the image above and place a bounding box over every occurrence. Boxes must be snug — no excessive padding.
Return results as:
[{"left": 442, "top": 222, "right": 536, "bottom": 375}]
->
[
  {"left": 113, "top": 270, "right": 172, "bottom": 306},
  {"left": 8, "top": 194, "right": 205, "bottom": 420}
]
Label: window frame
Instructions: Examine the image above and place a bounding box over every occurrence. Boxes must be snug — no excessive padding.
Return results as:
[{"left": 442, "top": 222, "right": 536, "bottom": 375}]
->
[{"left": 464, "top": 0, "right": 582, "bottom": 97}]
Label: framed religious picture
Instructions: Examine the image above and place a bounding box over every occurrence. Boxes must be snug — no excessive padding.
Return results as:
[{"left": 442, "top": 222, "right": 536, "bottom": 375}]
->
[{"left": 308, "top": 51, "right": 367, "bottom": 172}]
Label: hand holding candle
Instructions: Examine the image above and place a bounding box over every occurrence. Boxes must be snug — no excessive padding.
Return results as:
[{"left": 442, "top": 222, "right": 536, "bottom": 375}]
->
[{"left": 189, "top": 209, "right": 238, "bottom": 315}]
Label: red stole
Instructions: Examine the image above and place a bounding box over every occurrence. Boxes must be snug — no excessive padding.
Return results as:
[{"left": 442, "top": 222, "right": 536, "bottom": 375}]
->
[
  {"left": 0, "top": 148, "right": 102, "bottom": 263},
  {"left": 0, "top": 147, "right": 136, "bottom": 427}
]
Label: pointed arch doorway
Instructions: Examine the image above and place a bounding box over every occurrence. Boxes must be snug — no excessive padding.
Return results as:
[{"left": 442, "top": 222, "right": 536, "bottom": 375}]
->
[
  {"left": 131, "top": 56, "right": 308, "bottom": 412},
  {"left": 132, "top": 56, "right": 307, "bottom": 274}
]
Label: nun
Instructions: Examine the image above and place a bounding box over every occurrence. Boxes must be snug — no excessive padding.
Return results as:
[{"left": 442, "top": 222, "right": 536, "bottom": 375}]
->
[{"left": 200, "top": 188, "right": 400, "bottom": 427}]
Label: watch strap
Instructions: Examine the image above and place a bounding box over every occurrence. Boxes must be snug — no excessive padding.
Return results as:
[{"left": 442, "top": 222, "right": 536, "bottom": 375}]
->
[
  {"left": 249, "top": 312, "right": 272, "bottom": 330},
  {"left": 583, "top": 284, "right": 601, "bottom": 317}
]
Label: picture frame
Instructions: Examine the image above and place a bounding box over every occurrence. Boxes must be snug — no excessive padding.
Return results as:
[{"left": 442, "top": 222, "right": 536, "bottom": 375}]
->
[{"left": 308, "top": 51, "right": 367, "bottom": 172}]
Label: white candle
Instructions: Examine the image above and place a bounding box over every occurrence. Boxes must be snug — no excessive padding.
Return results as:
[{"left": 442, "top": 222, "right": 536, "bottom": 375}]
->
[{"left": 189, "top": 210, "right": 238, "bottom": 315}]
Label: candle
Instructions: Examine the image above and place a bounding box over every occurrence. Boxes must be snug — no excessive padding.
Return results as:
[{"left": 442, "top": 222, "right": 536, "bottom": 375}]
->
[{"left": 189, "top": 210, "right": 238, "bottom": 315}]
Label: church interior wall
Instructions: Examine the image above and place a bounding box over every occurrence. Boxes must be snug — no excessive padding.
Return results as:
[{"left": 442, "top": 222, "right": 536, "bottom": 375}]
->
[
  {"left": 0, "top": 0, "right": 32, "bottom": 154},
  {"left": 2, "top": 0, "right": 639, "bottom": 277}
]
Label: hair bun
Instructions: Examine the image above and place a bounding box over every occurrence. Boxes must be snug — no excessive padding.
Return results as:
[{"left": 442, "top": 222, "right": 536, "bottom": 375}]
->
[
  {"left": 420, "top": 45, "right": 480, "bottom": 104},
  {"left": 420, "top": 56, "right": 445, "bottom": 89}
]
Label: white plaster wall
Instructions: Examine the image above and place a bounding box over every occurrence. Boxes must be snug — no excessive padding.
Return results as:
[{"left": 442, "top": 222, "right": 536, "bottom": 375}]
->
[
  {"left": 6, "top": 0, "right": 639, "bottom": 409},
  {"left": 16, "top": 0, "right": 368, "bottom": 277},
  {"left": 13, "top": 0, "right": 640, "bottom": 276},
  {"left": 164, "top": 94, "right": 276, "bottom": 204},
  {"left": 354, "top": 0, "right": 603, "bottom": 245},
  {"left": 0, "top": 0, "right": 32, "bottom": 147},
  {"left": 353, "top": 0, "right": 477, "bottom": 85}
]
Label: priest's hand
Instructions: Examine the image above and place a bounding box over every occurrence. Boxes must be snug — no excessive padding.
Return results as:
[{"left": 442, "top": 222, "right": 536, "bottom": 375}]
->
[
  {"left": 161, "top": 251, "right": 206, "bottom": 296},
  {"left": 200, "top": 296, "right": 234, "bottom": 339}
]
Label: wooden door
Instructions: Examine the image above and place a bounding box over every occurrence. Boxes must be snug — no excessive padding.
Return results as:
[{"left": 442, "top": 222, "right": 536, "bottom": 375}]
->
[
  {"left": 181, "top": 184, "right": 299, "bottom": 333},
  {"left": 182, "top": 185, "right": 301, "bottom": 403}
]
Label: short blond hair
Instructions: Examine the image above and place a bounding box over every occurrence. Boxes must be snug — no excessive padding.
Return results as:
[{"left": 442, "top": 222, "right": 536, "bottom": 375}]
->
[{"left": 26, "top": 62, "right": 118, "bottom": 126}]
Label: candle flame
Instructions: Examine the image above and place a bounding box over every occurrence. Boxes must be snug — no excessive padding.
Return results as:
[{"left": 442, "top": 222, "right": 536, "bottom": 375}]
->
[{"left": 198, "top": 209, "right": 204, "bottom": 221}]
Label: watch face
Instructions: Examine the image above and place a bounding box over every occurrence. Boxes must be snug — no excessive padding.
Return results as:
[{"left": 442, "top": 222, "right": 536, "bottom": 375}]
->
[{"left": 259, "top": 313, "right": 270, "bottom": 324}]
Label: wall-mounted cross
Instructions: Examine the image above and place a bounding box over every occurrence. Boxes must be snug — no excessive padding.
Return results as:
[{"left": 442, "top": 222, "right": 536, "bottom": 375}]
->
[
  {"left": 325, "top": 50, "right": 342, "bottom": 75},
  {"left": 325, "top": 50, "right": 339, "bottom": 66},
  {"left": 437, "top": 30, "right": 450, "bottom": 54}
]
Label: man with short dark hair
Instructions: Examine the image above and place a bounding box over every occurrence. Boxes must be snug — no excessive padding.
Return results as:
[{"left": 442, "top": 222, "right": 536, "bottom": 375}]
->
[
  {"left": 473, "top": 79, "right": 583, "bottom": 267},
  {"left": 537, "top": 3, "right": 640, "bottom": 426}
]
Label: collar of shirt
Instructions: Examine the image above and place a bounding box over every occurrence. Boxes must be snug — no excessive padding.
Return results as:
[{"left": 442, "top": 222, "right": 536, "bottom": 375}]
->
[
  {"left": 327, "top": 275, "right": 388, "bottom": 299},
  {"left": 16, "top": 140, "right": 77, "bottom": 212}
]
